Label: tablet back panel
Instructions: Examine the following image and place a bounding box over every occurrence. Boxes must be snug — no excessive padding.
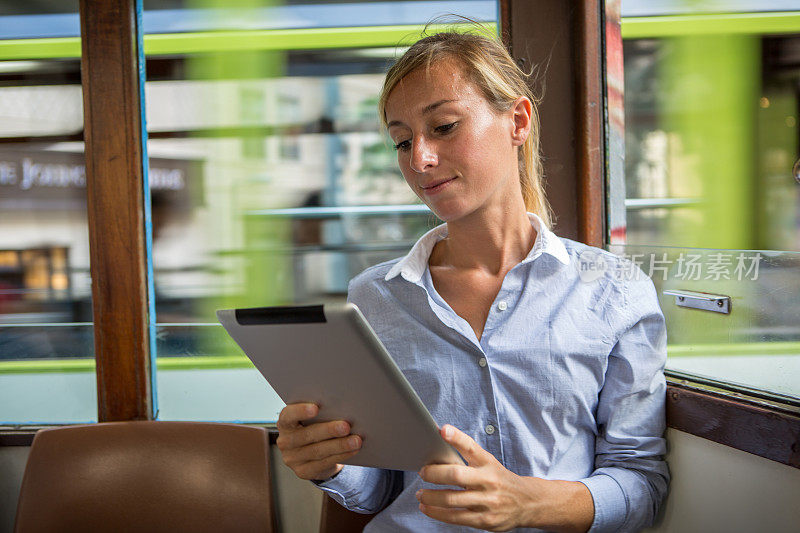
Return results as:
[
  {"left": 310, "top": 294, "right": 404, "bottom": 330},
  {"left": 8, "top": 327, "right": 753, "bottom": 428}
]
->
[{"left": 217, "top": 303, "right": 462, "bottom": 471}]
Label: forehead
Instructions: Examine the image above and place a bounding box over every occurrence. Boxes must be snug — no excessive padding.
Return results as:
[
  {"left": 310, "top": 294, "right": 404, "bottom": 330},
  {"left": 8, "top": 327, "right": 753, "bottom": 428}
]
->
[{"left": 384, "top": 58, "right": 481, "bottom": 119}]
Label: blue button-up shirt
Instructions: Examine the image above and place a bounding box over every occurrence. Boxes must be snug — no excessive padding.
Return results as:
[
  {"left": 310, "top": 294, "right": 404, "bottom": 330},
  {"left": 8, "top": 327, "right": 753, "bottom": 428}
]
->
[{"left": 317, "top": 213, "right": 669, "bottom": 532}]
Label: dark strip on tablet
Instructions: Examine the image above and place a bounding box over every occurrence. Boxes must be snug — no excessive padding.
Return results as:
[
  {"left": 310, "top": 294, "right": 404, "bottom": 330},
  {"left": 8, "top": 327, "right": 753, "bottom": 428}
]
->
[{"left": 235, "top": 305, "right": 327, "bottom": 325}]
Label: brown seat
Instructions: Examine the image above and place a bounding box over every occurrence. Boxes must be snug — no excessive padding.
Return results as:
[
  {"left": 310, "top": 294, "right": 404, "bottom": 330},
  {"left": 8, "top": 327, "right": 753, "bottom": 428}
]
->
[
  {"left": 14, "top": 421, "right": 276, "bottom": 533},
  {"left": 319, "top": 494, "right": 375, "bottom": 533}
]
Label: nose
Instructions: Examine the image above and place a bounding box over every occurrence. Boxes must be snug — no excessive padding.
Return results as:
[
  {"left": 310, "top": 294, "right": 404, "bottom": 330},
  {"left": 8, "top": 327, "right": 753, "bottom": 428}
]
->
[{"left": 409, "top": 136, "right": 437, "bottom": 173}]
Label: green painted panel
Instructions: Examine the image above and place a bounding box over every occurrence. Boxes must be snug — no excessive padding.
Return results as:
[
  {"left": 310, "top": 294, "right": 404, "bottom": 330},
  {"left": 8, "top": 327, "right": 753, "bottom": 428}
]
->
[
  {"left": 0, "top": 23, "right": 496, "bottom": 60},
  {"left": 622, "top": 12, "right": 800, "bottom": 39}
]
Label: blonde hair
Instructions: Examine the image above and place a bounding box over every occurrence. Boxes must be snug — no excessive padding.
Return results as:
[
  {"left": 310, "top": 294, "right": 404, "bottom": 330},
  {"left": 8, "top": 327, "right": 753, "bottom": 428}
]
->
[{"left": 378, "top": 29, "right": 552, "bottom": 228}]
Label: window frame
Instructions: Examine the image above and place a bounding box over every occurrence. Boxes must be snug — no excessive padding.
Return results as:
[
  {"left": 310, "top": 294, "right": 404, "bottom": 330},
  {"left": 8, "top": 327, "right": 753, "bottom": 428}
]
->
[{"left": 78, "top": 0, "right": 154, "bottom": 422}]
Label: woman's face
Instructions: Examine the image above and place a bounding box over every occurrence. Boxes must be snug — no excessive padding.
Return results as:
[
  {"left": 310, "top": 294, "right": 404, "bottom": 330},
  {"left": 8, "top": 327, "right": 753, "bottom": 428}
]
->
[{"left": 384, "top": 58, "right": 529, "bottom": 222}]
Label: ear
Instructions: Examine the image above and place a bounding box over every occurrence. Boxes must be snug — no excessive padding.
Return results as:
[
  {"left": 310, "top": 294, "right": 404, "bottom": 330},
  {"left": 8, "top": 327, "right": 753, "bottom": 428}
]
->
[{"left": 510, "top": 96, "right": 533, "bottom": 147}]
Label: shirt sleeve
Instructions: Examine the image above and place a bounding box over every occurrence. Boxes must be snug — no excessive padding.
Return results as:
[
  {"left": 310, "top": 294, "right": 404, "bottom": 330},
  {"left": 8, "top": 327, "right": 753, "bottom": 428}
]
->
[
  {"left": 313, "top": 466, "right": 404, "bottom": 514},
  {"left": 579, "top": 272, "right": 670, "bottom": 533}
]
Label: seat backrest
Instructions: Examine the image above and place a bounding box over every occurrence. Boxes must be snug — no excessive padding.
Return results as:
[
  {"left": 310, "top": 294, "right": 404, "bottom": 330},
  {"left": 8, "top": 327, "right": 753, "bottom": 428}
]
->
[{"left": 14, "top": 421, "right": 276, "bottom": 533}]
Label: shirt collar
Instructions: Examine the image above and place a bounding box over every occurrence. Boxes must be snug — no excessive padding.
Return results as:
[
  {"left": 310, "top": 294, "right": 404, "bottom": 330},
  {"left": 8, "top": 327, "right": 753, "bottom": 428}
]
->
[{"left": 385, "top": 212, "right": 570, "bottom": 283}]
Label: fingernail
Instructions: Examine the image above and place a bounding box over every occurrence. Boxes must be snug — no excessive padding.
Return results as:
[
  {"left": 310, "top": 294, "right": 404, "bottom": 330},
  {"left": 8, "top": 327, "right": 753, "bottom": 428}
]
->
[
  {"left": 306, "top": 405, "right": 316, "bottom": 417},
  {"left": 337, "top": 422, "right": 349, "bottom": 436},
  {"left": 415, "top": 490, "right": 422, "bottom": 500},
  {"left": 444, "top": 425, "right": 453, "bottom": 439},
  {"left": 348, "top": 436, "right": 360, "bottom": 450}
]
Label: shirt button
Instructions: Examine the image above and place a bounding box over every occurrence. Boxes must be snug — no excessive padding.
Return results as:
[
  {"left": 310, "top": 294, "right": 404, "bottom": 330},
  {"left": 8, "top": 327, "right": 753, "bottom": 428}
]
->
[
  {"left": 478, "top": 357, "right": 487, "bottom": 367},
  {"left": 485, "top": 424, "right": 495, "bottom": 435},
  {"left": 497, "top": 301, "right": 508, "bottom": 311}
]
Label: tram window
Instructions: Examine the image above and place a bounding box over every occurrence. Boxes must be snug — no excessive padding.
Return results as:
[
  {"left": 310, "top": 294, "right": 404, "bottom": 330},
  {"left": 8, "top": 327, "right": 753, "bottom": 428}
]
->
[
  {"left": 609, "top": 5, "right": 800, "bottom": 401},
  {"left": 143, "top": 2, "right": 497, "bottom": 422},
  {"left": 0, "top": 4, "right": 98, "bottom": 423}
]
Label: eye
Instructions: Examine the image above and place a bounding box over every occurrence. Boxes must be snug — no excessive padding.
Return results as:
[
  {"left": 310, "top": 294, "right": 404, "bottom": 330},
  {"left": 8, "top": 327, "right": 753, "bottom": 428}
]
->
[
  {"left": 393, "top": 139, "right": 411, "bottom": 152},
  {"left": 434, "top": 122, "right": 457, "bottom": 134}
]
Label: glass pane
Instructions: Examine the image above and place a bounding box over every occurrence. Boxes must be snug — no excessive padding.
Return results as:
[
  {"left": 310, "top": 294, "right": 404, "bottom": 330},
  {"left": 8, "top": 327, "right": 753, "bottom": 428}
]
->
[
  {"left": 154, "top": 324, "right": 284, "bottom": 421},
  {"left": 0, "top": 324, "right": 96, "bottom": 423},
  {"left": 148, "top": 4, "right": 497, "bottom": 422},
  {"left": 612, "top": 6, "right": 800, "bottom": 397},
  {"left": 620, "top": 28, "right": 799, "bottom": 251},
  {"left": 607, "top": 245, "right": 800, "bottom": 400},
  {"left": 0, "top": 52, "right": 97, "bottom": 421}
]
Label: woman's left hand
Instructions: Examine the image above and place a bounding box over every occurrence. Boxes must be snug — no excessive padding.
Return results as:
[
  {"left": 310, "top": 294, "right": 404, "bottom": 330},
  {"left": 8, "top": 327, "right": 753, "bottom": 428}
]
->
[{"left": 416, "top": 425, "right": 593, "bottom": 533}]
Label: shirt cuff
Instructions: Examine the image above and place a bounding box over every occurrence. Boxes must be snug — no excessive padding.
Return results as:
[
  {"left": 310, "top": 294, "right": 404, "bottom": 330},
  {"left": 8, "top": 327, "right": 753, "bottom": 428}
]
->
[
  {"left": 579, "top": 473, "right": 627, "bottom": 533},
  {"left": 312, "top": 465, "right": 380, "bottom": 514},
  {"left": 314, "top": 465, "right": 359, "bottom": 495},
  {"left": 311, "top": 468, "right": 343, "bottom": 486}
]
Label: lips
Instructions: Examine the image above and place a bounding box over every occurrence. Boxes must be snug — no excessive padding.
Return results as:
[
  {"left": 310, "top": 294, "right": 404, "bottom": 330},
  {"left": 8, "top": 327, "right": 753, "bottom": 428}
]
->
[{"left": 421, "top": 176, "right": 456, "bottom": 191}]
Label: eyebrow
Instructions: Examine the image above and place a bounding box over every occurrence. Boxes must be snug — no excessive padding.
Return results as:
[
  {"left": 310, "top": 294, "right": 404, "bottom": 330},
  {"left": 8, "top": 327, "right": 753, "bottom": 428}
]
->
[{"left": 386, "top": 99, "right": 457, "bottom": 129}]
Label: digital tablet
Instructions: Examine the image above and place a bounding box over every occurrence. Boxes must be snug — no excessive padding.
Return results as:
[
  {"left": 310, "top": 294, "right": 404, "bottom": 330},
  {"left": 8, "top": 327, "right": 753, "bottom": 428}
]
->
[{"left": 216, "top": 303, "right": 464, "bottom": 471}]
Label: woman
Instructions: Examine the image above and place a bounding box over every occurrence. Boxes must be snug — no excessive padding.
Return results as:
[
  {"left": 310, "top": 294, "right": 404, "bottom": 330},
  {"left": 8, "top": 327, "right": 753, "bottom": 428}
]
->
[{"left": 277, "top": 30, "right": 668, "bottom": 533}]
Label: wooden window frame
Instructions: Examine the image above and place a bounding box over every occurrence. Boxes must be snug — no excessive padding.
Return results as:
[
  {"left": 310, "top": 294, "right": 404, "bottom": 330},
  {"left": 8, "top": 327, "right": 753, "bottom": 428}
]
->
[
  {"left": 3, "top": 1, "right": 800, "bottom": 472},
  {"left": 78, "top": 0, "right": 154, "bottom": 422}
]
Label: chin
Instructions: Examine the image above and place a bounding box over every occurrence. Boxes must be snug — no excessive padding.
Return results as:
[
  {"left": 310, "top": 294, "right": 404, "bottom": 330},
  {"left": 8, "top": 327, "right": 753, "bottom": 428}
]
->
[{"left": 424, "top": 201, "right": 472, "bottom": 223}]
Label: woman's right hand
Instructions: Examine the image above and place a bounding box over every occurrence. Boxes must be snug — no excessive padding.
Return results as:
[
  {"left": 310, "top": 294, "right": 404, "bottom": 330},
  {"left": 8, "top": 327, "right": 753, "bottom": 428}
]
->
[{"left": 276, "top": 402, "right": 362, "bottom": 481}]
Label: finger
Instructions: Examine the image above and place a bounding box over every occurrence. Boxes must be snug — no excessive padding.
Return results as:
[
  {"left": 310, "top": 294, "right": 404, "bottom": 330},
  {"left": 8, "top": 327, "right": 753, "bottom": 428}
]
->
[
  {"left": 440, "top": 425, "right": 491, "bottom": 466},
  {"left": 277, "top": 403, "right": 318, "bottom": 430},
  {"left": 416, "top": 488, "right": 486, "bottom": 511},
  {"left": 419, "top": 464, "right": 479, "bottom": 489},
  {"left": 295, "top": 450, "right": 360, "bottom": 481},
  {"left": 278, "top": 420, "right": 351, "bottom": 450},
  {"left": 285, "top": 435, "right": 362, "bottom": 465},
  {"left": 418, "top": 504, "right": 487, "bottom": 530}
]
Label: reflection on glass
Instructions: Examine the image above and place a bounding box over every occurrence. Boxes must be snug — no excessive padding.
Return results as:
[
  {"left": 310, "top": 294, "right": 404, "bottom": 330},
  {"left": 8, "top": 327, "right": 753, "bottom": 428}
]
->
[
  {"left": 0, "top": 53, "right": 97, "bottom": 422},
  {"left": 622, "top": 32, "right": 799, "bottom": 251},
  {"left": 147, "top": 6, "right": 497, "bottom": 421},
  {"left": 608, "top": 244, "right": 800, "bottom": 400}
]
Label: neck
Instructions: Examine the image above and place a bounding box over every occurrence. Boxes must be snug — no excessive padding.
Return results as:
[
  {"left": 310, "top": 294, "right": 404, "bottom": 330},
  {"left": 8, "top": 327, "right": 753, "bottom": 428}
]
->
[{"left": 431, "top": 199, "right": 537, "bottom": 276}]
